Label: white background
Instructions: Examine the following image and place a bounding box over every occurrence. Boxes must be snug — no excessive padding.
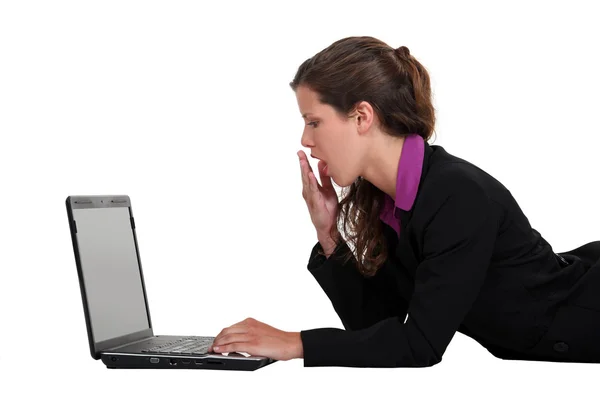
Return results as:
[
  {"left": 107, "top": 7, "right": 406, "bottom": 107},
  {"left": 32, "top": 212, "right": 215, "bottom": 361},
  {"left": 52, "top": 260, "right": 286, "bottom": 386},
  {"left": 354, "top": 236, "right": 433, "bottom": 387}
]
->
[{"left": 1, "top": 0, "right": 599, "bottom": 398}]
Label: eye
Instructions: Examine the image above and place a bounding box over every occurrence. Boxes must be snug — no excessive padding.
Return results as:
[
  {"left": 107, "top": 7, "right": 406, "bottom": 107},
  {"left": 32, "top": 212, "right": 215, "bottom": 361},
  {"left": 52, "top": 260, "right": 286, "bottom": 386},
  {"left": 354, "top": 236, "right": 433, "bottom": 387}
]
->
[{"left": 306, "top": 121, "right": 319, "bottom": 128}]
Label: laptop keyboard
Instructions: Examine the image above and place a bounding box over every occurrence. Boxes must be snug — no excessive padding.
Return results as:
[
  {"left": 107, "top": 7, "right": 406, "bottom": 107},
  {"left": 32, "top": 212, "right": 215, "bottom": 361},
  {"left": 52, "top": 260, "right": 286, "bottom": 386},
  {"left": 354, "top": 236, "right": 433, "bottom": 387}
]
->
[{"left": 141, "top": 336, "right": 214, "bottom": 355}]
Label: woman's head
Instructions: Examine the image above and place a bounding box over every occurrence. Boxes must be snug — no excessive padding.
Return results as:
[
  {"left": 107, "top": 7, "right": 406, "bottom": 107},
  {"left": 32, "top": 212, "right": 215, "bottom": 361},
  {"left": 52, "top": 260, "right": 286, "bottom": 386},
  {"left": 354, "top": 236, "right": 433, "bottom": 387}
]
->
[
  {"left": 290, "top": 36, "right": 437, "bottom": 276},
  {"left": 294, "top": 84, "right": 369, "bottom": 187}
]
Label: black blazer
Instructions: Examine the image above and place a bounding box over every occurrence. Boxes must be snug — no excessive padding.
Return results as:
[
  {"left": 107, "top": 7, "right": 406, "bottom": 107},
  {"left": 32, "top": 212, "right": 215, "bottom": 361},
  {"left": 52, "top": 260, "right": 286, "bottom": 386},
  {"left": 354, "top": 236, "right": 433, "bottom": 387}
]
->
[{"left": 299, "top": 141, "right": 592, "bottom": 367}]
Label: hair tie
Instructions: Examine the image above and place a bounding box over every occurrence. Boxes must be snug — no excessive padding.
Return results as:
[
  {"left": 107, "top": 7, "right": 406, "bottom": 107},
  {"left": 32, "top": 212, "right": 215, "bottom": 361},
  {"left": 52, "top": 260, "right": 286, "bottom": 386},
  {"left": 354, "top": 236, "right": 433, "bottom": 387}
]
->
[{"left": 396, "top": 46, "right": 411, "bottom": 58}]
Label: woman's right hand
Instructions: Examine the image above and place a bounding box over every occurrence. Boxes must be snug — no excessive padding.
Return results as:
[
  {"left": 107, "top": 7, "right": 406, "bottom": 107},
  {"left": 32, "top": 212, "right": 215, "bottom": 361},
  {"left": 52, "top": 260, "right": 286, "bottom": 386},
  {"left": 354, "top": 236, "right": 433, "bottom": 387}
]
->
[{"left": 298, "top": 150, "right": 339, "bottom": 239}]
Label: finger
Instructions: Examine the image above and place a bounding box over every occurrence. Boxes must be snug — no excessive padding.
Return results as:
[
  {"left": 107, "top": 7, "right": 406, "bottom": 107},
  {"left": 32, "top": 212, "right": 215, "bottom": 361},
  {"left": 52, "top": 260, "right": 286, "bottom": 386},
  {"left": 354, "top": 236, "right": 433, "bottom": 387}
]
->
[
  {"left": 318, "top": 160, "right": 333, "bottom": 189},
  {"left": 213, "top": 333, "right": 252, "bottom": 348},
  {"left": 308, "top": 171, "right": 319, "bottom": 193},
  {"left": 298, "top": 150, "right": 310, "bottom": 165},
  {"left": 315, "top": 187, "right": 328, "bottom": 210},
  {"left": 212, "top": 323, "right": 248, "bottom": 343},
  {"left": 306, "top": 156, "right": 315, "bottom": 177},
  {"left": 212, "top": 328, "right": 226, "bottom": 343},
  {"left": 214, "top": 338, "right": 264, "bottom": 356},
  {"left": 305, "top": 163, "right": 316, "bottom": 190},
  {"left": 300, "top": 158, "right": 309, "bottom": 188},
  {"left": 210, "top": 328, "right": 255, "bottom": 353},
  {"left": 209, "top": 317, "right": 260, "bottom": 351},
  {"left": 298, "top": 153, "right": 310, "bottom": 188},
  {"left": 298, "top": 151, "right": 316, "bottom": 177},
  {"left": 212, "top": 342, "right": 250, "bottom": 354}
]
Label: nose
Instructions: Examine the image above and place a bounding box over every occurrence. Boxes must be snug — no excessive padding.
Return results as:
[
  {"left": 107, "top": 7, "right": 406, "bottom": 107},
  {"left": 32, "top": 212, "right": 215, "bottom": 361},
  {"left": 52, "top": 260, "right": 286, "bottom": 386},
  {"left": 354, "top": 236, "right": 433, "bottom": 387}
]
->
[{"left": 300, "top": 127, "right": 313, "bottom": 148}]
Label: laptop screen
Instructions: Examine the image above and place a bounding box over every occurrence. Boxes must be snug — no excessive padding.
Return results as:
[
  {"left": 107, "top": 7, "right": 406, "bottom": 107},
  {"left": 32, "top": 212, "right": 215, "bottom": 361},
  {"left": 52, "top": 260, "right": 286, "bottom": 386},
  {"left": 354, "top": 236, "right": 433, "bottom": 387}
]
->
[{"left": 73, "top": 205, "right": 150, "bottom": 344}]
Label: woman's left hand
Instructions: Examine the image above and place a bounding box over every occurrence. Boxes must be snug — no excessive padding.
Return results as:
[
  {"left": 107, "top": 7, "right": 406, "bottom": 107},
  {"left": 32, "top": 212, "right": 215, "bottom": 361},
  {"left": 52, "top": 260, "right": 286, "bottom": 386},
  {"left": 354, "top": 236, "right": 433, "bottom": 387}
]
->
[{"left": 208, "top": 317, "right": 303, "bottom": 361}]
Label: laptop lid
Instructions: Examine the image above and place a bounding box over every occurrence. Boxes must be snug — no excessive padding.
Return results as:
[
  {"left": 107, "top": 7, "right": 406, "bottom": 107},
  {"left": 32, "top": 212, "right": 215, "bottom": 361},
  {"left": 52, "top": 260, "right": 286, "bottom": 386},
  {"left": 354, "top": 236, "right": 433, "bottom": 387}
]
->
[{"left": 66, "top": 195, "right": 154, "bottom": 360}]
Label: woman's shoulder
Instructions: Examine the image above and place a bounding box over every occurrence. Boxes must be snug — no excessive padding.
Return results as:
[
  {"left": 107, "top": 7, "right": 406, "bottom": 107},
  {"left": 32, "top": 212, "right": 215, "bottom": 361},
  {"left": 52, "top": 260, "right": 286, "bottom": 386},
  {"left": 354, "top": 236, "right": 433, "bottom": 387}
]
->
[{"left": 425, "top": 146, "right": 511, "bottom": 200}]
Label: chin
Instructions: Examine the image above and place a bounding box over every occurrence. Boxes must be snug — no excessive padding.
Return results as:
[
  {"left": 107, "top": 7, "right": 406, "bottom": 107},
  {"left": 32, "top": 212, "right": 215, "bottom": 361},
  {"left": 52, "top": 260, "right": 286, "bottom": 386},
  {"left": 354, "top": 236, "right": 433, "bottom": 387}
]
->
[{"left": 331, "top": 174, "right": 351, "bottom": 188}]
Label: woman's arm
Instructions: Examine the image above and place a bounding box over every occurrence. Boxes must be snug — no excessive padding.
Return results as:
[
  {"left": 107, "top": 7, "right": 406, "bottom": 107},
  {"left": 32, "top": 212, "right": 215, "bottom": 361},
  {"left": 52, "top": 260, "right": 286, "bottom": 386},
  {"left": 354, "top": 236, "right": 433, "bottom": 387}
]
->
[
  {"left": 301, "top": 178, "right": 497, "bottom": 367},
  {"left": 306, "top": 237, "right": 409, "bottom": 332}
]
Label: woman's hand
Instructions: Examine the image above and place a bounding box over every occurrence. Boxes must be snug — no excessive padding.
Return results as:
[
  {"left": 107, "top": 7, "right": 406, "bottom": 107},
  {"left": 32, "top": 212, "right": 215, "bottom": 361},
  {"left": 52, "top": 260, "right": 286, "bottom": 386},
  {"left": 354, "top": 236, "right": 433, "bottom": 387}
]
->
[
  {"left": 298, "top": 150, "right": 339, "bottom": 236},
  {"left": 208, "top": 317, "right": 303, "bottom": 361}
]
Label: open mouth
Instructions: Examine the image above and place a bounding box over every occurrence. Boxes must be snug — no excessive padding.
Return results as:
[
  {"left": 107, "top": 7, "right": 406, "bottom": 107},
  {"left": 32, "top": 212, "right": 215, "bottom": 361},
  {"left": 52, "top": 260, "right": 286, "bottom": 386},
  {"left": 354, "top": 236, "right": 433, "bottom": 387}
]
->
[{"left": 311, "top": 155, "right": 329, "bottom": 176}]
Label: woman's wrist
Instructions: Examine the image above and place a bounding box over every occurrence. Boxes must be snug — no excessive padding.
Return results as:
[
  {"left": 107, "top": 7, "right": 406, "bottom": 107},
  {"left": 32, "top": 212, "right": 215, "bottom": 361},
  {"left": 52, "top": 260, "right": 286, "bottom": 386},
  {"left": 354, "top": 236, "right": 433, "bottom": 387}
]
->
[
  {"left": 317, "top": 230, "right": 341, "bottom": 257},
  {"left": 288, "top": 331, "right": 304, "bottom": 359}
]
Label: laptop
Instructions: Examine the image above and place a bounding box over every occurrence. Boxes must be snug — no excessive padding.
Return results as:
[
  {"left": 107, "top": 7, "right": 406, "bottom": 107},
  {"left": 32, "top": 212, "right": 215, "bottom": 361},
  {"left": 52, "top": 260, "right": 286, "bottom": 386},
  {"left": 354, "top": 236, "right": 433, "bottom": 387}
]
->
[{"left": 65, "top": 194, "right": 276, "bottom": 371}]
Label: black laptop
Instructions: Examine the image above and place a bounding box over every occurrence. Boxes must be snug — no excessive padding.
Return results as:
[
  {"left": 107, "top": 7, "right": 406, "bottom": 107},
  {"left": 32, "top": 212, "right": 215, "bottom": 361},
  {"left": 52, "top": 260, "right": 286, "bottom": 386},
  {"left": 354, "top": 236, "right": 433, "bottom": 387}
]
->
[{"left": 65, "top": 194, "right": 276, "bottom": 371}]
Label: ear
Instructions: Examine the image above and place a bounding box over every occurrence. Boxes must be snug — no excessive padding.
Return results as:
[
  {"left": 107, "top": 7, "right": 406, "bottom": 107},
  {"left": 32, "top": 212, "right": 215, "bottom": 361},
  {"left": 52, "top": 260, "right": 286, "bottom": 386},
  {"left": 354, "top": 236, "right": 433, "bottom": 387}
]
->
[{"left": 352, "top": 101, "right": 375, "bottom": 134}]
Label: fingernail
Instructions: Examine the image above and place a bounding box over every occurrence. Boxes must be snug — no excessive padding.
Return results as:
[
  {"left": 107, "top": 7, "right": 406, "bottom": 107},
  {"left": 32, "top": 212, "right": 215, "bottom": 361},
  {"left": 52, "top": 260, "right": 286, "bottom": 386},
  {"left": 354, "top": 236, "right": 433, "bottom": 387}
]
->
[{"left": 213, "top": 346, "right": 220, "bottom": 351}]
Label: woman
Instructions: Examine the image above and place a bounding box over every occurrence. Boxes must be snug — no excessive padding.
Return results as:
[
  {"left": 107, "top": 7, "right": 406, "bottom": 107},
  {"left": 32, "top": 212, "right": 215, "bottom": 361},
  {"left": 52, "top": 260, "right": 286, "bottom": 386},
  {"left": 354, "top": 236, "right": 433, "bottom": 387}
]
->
[{"left": 208, "top": 36, "right": 600, "bottom": 367}]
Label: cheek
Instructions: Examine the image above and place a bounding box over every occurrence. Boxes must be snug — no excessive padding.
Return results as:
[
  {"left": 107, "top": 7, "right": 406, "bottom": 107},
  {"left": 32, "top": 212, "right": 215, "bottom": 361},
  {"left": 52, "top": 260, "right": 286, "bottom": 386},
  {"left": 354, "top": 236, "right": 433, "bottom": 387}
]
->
[
  {"left": 330, "top": 126, "right": 353, "bottom": 150},
  {"left": 335, "top": 132, "right": 358, "bottom": 159},
  {"left": 322, "top": 123, "right": 356, "bottom": 165},
  {"left": 328, "top": 134, "right": 358, "bottom": 180}
]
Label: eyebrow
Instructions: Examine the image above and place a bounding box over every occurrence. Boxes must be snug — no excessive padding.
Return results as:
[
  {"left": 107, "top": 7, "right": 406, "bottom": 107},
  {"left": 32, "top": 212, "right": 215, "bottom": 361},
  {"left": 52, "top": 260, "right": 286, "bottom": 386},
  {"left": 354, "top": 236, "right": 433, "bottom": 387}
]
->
[{"left": 301, "top": 113, "right": 315, "bottom": 118}]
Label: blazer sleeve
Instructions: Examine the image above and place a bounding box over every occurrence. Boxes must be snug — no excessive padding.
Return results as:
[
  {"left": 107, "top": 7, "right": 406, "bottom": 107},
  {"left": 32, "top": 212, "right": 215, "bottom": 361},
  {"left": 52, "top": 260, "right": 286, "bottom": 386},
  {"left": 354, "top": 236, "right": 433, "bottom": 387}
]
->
[
  {"left": 304, "top": 238, "right": 409, "bottom": 332},
  {"left": 300, "top": 180, "right": 498, "bottom": 367}
]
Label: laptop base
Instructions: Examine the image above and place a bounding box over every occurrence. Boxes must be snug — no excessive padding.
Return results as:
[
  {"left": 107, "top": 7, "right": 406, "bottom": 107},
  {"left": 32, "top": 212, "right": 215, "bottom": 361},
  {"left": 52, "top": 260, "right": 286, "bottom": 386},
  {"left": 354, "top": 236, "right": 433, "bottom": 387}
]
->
[{"left": 101, "top": 352, "right": 276, "bottom": 371}]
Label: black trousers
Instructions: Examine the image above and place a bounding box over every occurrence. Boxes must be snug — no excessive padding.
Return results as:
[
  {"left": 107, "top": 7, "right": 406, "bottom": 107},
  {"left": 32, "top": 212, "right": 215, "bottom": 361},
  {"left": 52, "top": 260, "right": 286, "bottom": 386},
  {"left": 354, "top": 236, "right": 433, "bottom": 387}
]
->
[{"left": 499, "top": 241, "right": 600, "bottom": 363}]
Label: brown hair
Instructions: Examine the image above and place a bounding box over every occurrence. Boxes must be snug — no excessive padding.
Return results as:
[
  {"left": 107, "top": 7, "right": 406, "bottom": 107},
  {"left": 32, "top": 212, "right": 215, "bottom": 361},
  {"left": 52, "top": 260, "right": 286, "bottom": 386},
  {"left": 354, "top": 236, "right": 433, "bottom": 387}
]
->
[{"left": 290, "top": 36, "right": 437, "bottom": 277}]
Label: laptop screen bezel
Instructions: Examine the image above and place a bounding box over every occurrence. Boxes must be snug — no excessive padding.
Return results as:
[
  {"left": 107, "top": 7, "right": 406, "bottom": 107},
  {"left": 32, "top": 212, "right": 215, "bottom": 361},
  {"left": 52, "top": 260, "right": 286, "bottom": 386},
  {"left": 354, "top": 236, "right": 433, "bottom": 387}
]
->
[{"left": 66, "top": 195, "right": 154, "bottom": 360}]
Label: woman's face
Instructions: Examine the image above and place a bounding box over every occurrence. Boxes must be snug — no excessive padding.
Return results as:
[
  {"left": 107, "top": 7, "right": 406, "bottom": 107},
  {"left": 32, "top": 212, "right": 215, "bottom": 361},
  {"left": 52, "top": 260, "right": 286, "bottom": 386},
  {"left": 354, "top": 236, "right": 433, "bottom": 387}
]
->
[{"left": 295, "top": 85, "right": 364, "bottom": 187}]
